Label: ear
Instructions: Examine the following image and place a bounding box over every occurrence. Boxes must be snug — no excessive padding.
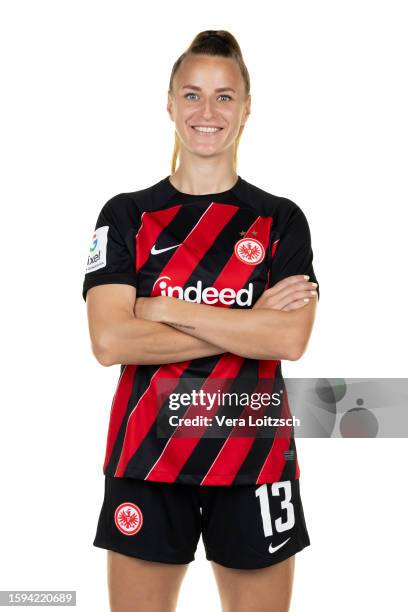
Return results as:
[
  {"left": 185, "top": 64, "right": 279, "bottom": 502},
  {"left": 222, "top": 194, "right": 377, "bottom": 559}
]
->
[
  {"left": 167, "top": 92, "right": 174, "bottom": 122},
  {"left": 241, "top": 94, "right": 251, "bottom": 125}
]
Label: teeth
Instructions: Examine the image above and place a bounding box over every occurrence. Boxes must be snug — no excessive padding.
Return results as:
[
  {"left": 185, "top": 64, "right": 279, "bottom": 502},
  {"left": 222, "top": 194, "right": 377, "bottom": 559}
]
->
[{"left": 193, "top": 126, "right": 222, "bottom": 132}]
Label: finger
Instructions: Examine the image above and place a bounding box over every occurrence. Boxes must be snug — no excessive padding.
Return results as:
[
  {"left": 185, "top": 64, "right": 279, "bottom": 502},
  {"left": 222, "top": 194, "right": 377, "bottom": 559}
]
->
[
  {"left": 272, "top": 275, "right": 312, "bottom": 291},
  {"left": 270, "top": 285, "right": 317, "bottom": 305},
  {"left": 266, "top": 289, "right": 317, "bottom": 310},
  {"left": 265, "top": 278, "right": 317, "bottom": 299},
  {"left": 283, "top": 298, "right": 312, "bottom": 311}
]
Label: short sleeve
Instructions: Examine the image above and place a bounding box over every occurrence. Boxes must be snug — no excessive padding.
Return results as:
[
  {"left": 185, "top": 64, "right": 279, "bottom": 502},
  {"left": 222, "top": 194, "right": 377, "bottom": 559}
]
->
[
  {"left": 82, "top": 195, "right": 139, "bottom": 301},
  {"left": 268, "top": 203, "right": 320, "bottom": 300}
]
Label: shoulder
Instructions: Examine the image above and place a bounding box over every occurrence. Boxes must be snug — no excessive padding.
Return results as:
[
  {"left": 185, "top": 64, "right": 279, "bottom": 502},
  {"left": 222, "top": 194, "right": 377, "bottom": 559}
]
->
[
  {"left": 240, "top": 178, "right": 306, "bottom": 228},
  {"left": 99, "top": 178, "right": 164, "bottom": 228}
]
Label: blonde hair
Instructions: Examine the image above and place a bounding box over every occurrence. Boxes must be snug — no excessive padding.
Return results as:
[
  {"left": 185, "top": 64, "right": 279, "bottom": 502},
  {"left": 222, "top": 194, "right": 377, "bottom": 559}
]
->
[{"left": 168, "top": 30, "right": 251, "bottom": 175}]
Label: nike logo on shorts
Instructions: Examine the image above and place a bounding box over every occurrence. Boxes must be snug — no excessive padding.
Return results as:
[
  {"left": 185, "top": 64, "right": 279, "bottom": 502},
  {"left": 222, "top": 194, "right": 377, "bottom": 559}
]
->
[
  {"left": 151, "top": 243, "right": 181, "bottom": 255},
  {"left": 268, "top": 537, "right": 291, "bottom": 554}
]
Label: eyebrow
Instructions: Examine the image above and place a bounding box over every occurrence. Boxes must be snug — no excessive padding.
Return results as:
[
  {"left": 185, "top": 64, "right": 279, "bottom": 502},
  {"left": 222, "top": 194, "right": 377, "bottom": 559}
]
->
[{"left": 181, "top": 85, "right": 236, "bottom": 93}]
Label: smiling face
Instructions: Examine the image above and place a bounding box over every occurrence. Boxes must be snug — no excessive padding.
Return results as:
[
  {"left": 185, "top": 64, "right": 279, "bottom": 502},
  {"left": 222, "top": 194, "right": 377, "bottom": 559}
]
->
[{"left": 167, "top": 54, "right": 251, "bottom": 160}]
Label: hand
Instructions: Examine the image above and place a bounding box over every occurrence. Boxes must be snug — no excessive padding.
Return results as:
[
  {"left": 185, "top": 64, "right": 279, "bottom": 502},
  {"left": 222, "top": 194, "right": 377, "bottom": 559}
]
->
[
  {"left": 133, "top": 295, "right": 167, "bottom": 321},
  {"left": 253, "top": 275, "right": 318, "bottom": 312}
]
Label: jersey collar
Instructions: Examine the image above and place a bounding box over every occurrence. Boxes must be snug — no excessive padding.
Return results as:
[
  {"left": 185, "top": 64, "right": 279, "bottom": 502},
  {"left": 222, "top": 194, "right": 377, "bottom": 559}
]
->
[{"left": 152, "top": 174, "right": 251, "bottom": 207}]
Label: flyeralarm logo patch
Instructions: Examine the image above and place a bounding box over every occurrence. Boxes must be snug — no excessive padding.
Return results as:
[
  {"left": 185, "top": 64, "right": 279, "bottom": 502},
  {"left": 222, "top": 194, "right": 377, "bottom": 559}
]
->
[
  {"left": 85, "top": 225, "right": 109, "bottom": 273},
  {"left": 114, "top": 502, "right": 143, "bottom": 536},
  {"left": 234, "top": 238, "right": 265, "bottom": 265}
]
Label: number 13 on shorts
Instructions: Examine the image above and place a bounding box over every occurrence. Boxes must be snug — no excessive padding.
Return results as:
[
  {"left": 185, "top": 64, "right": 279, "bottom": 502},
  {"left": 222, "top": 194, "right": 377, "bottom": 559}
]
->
[{"left": 255, "top": 481, "right": 295, "bottom": 537}]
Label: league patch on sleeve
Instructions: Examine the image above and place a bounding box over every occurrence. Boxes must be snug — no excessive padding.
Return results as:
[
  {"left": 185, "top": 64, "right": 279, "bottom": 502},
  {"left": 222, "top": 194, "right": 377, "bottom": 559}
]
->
[{"left": 85, "top": 225, "right": 109, "bottom": 273}]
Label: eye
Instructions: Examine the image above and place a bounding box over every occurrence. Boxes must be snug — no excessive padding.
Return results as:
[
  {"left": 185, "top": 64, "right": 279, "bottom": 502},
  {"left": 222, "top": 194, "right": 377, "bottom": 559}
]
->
[{"left": 183, "top": 93, "right": 233, "bottom": 102}]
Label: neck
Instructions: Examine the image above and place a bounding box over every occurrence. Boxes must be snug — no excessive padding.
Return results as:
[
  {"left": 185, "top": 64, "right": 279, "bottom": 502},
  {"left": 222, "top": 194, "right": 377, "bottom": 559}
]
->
[{"left": 170, "top": 155, "right": 238, "bottom": 195}]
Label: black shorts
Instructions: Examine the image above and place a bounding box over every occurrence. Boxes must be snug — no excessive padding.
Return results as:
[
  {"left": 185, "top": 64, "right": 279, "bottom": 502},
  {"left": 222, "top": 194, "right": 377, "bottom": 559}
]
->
[{"left": 93, "top": 476, "right": 310, "bottom": 570}]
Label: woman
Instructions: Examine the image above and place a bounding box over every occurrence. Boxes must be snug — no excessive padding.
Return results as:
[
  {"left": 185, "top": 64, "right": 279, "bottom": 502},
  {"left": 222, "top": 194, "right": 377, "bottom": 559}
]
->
[{"left": 83, "top": 30, "right": 319, "bottom": 612}]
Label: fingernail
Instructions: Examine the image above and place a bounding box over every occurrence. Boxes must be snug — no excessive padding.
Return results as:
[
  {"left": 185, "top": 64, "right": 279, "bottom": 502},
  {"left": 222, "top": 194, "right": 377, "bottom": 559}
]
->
[
  {"left": 304, "top": 275, "right": 310, "bottom": 280},
  {"left": 304, "top": 298, "right": 310, "bottom": 302},
  {"left": 311, "top": 282, "right": 318, "bottom": 287}
]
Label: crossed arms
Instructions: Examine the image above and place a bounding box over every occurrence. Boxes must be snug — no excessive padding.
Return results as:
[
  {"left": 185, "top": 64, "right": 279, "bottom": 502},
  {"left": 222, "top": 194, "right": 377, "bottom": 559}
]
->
[{"left": 86, "top": 276, "right": 318, "bottom": 366}]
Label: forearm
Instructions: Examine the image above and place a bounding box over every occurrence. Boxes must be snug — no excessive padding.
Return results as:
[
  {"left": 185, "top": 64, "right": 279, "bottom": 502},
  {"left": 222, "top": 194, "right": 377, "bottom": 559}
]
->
[
  {"left": 160, "top": 298, "right": 300, "bottom": 360},
  {"left": 103, "top": 316, "right": 225, "bottom": 366}
]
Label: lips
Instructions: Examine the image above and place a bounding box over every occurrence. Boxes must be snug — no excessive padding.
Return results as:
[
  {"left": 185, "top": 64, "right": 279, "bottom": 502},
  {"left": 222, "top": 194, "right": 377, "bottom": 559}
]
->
[{"left": 190, "top": 126, "right": 224, "bottom": 135}]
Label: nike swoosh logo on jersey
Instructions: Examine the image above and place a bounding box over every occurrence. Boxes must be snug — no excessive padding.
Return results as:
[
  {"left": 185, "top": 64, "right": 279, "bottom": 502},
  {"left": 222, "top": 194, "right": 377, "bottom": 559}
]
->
[
  {"left": 268, "top": 537, "right": 291, "bottom": 554},
  {"left": 151, "top": 243, "right": 181, "bottom": 255}
]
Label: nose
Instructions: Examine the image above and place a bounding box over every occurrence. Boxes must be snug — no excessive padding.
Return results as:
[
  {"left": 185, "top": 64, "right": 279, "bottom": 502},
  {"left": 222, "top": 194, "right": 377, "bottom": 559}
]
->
[{"left": 200, "top": 96, "right": 217, "bottom": 121}]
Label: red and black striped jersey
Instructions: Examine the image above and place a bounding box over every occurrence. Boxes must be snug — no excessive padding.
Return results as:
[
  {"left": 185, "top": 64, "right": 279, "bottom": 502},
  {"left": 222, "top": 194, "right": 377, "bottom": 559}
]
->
[{"left": 82, "top": 175, "right": 320, "bottom": 485}]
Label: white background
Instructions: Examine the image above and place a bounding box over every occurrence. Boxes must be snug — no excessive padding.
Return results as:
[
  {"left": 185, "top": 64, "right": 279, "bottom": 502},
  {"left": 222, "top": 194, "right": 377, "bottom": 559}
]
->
[{"left": 1, "top": 1, "right": 407, "bottom": 610}]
